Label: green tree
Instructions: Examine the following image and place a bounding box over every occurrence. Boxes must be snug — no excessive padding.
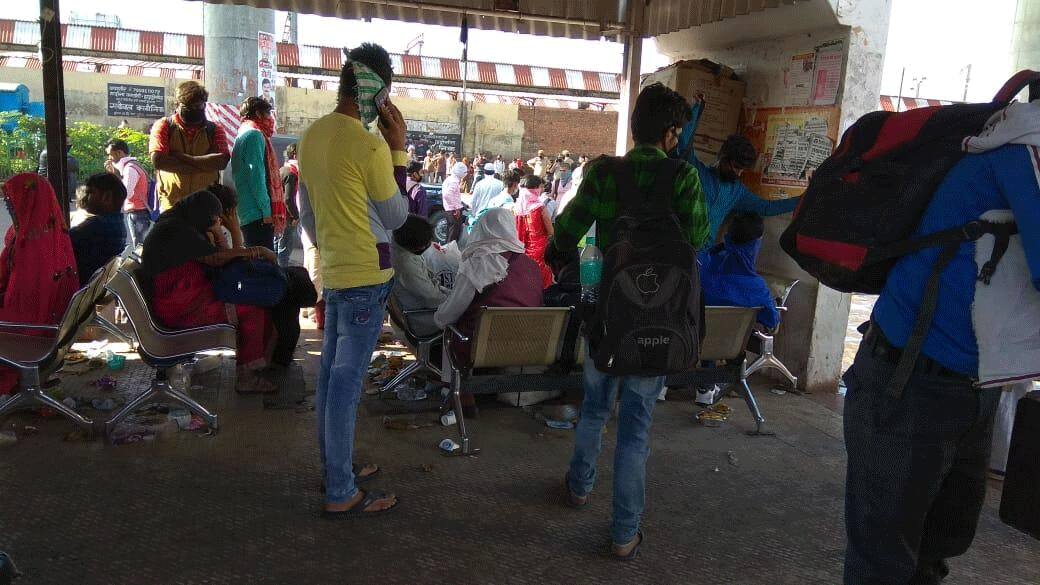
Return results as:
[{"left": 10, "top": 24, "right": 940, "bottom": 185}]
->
[{"left": 0, "top": 114, "right": 152, "bottom": 183}]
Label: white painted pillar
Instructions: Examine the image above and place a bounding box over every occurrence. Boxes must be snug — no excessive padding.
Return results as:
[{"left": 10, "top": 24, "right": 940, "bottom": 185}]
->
[{"left": 615, "top": 1, "right": 644, "bottom": 155}]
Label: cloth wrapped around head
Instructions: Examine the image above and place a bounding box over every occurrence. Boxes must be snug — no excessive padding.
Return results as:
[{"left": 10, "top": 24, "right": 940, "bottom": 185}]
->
[
  {"left": 457, "top": 208, "right": 525, "bottom": 292},
  {"left": 352, "top": 61, "right": 387, "bottom": 128}
]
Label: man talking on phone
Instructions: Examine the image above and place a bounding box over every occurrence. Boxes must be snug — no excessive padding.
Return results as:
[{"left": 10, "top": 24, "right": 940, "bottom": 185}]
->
[{"left": 298, "top": 43, "right": 409, "bottom": 518}]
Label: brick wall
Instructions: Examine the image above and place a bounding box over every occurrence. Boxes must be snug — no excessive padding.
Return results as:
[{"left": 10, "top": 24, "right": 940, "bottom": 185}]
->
[{"left": 517, "top": 106, "right": 618, "bottom": 160}]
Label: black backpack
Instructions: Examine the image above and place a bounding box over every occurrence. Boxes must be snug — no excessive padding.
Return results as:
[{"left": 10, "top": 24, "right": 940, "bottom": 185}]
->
[
  {"left": 780, "top": 70, "right": 1039, "bottom": 293},
  {"left": 588, "top": 157, "right": 701, "bottom": 377},
  {"left": 780, "top": 70, "right": 1039, "bottom": 397}
]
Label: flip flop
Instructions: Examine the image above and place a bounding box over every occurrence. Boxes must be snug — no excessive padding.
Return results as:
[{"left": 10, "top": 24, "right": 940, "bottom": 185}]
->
[
  {"left": 612, "top": 531, "right": 644, "bottom": 561},
  {"left": 322, "top": 490, "right": 399, "bottom": 518},
  {"left": 564, "top": 473, "right": 589, "bottom": 509},
  {"left": 320, "top": 464, "right": 380, "bottom": 492}
]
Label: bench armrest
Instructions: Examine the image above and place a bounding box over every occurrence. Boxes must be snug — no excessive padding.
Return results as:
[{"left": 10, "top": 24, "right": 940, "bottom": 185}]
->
[
  {"left": 447, "top": 325, "right": 470, "bottom": 344},
  {"left": 0, "top": 321, "right": 59, "bottom": 333},
  {"left": 402, "top": 308, "right": 437, "bottom": 316}
]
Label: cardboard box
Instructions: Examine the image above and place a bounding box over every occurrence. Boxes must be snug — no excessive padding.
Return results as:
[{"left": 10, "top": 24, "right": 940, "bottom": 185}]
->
[{"left": 641, "top": 60, "right": 746, "bottom": 165}]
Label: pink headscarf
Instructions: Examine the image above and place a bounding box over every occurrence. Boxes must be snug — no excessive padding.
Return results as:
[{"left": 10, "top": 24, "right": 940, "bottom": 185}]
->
[{"left": 513, "top": 187, "right": 544, "bottom": 217}]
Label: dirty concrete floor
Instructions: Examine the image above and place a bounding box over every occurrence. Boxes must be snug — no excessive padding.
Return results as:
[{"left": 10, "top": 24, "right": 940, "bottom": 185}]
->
[{"left": 1, "top": 322, "right": 1038, "bottom": 585}]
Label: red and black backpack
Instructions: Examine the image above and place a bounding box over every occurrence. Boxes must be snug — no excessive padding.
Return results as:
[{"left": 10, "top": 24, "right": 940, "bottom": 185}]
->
[{"left": 780, "top": 70, "right": 1040, "bottom": 294}]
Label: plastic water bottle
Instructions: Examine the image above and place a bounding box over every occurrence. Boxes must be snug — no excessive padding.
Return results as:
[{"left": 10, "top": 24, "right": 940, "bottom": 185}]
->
[{"left": 579, "top": 236, "right": 603, "bottom": 305}]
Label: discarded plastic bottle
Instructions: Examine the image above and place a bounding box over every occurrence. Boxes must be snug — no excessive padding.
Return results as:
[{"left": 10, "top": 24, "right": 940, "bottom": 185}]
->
[{"left": 579, "top": 235, "right": 603, "bottom": 305}]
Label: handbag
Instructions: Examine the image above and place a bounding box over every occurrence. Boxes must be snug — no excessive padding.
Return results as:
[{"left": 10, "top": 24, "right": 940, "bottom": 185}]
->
[
  {"left": 213, "top": 259, "right": 288, "bottom": 307},
  {"left": 283, "top": 266, "right": 318, "bottom": 308}
]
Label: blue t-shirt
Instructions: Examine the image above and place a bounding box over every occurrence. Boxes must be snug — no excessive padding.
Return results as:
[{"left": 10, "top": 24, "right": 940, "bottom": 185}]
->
[
  {"left": 682, "top": 103, "right": 800, "bottom": 243},
  {"left": 872, "top": 144, "right": 1040, "bottom": 376},
  {"left": 70, "top": 213, "right": 127, "bottom": 286}
]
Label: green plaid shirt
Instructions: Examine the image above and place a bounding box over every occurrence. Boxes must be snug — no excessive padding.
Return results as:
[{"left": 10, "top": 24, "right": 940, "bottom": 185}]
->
[{"left": 553, "top": 145, "right": 710, "bottom": 253}]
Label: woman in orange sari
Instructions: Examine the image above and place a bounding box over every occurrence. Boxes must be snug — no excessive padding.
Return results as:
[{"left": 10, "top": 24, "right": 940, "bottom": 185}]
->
[
  {"left": 139, "top": 190, "right": 280, "bottom": 393},
  {"left": 0, "top": 173, "right": 79, "bottom": 395}
]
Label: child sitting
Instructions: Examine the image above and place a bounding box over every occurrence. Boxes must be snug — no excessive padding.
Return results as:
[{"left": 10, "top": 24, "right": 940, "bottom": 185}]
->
[
  {"left": 391, "top": 214, "right": 448, "bottom": 337},
  {"left": 700, "top": 212, "right": 780, "bottom": 329}
]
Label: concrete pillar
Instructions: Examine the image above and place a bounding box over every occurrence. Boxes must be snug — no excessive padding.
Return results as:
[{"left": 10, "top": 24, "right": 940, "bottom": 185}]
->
[
  {"left": 615, "top": 1, "right": 644, "bottom": 155},
  {"left": 1013, "top": 0, "right": 1040, "bottom": 72},
  {"left": 203, "top": 4, "right": 276, "bottom": 107}
]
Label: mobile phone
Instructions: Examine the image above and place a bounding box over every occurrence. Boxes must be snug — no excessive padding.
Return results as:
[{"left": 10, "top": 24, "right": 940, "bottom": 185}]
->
[{"left": 374, "top": 87, "right": 390, "bottom": 110}]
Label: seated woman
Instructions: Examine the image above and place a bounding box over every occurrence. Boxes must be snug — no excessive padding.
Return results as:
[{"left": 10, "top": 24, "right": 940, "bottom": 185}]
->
[
  {"left": 514, "top": 175, "right": 555, "bottom": 289},
  {"left": 0, "top": 173, "right": 79, "bottom": 396},
  {"left": 391, "top": 214, "right": 448, "bottom": 337},
  {"left": 206, "top": 183, "right": 245, "bottom": 249},
  {"left": 139, "top": 190, "right": 282, "bottom": 393},
  {"left": 434, "top": 208, "right": 543, "bottom": 416}
]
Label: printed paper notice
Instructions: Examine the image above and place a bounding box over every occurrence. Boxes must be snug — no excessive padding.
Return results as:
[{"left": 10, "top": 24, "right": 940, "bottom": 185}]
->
[
  {"left": 741, "top": 107, "right": 841, "bottom": 200},
  {"left": 811, "top": 43, "right": 844, "bottom": 106},
  {"left": 787, "top": 52, "right": 816, "bottom": 107}
]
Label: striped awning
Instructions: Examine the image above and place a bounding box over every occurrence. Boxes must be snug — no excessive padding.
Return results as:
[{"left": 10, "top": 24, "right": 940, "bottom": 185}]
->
[{"left": 879, "top": 95, "right": 957, "bottom": 112}]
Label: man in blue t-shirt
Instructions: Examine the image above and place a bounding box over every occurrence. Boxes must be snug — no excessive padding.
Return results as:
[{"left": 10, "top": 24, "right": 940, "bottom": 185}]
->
[
  {"left": 678, "top": 96, "right": 800, "bottom": 244},
  {"left": 843, "top": 114, "right": 1040, "bottom": 583},
  {"left": 70, "top": 173, "right": 128, "bottom": 286}
]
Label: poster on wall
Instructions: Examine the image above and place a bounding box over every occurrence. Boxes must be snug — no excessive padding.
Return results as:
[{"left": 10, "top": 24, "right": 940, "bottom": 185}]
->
[
  {"left": 786, "top": 52, "right": 816, "bottom": 107},
  {"left": 406, "top": 120, "right": 461, "bottom": 157},
  {"left": 258, "top": 31, "right": 277, "bottom": 108},
  {"left": 811, "top": 42, "right": 844, "bottom": 106},
  {"left": 741, "top": 106, "right": 841, "bottom": 200},
  {"left": 107, "top": 84, "right": 166, "bottom": 118}
]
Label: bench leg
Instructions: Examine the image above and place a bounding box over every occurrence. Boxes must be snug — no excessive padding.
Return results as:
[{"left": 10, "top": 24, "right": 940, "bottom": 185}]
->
[
  {"left": 105, "top": 381, "right": 160, "bottom": 436},
  {"left": 164, "top": 383, "right": 218, "bottom": 431},
  {"left": 379, "top": 361, "right": 421, "bottom": 396},
  {"left": 446, "top": 372, "right": 479, "bottom": 456},
  {"left": 1, "top": 386, "right": 94, "bottom": 432},
  {"left": 94, "top": 314, "right": 136, "bottom": 349},
  {"left": 739, "top": 378, "right": 775, "bottom": 437}
]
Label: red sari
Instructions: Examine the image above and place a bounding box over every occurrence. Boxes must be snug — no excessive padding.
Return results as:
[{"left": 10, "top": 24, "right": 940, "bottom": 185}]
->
[
  {"left": 151, "top": 260, "right": 274, "bottom": 370},
  {"left": 0, "top": 174, "right": 79, "bottom": 395},
  {"left": 514, "top": 188, "right": 554, "bottom": 289}
]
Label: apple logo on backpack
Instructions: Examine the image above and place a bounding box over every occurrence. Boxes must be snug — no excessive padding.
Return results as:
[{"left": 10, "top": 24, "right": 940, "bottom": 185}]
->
[{"left": 636, "top": 268, "right": 660, "bottom": 295}]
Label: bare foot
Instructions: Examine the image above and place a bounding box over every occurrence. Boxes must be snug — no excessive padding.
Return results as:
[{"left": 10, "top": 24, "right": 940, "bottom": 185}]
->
[
  {"left": 325, "top": 490, "right": 397, "bottom": 513},
  {"left": 236, "top": 372, "right": 278, "bottom": 394}
]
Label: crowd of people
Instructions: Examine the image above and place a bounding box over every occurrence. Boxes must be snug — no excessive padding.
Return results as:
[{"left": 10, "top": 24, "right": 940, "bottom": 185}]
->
[{"left": 0, "top": 35, "right": 1035, "bottom": 585}]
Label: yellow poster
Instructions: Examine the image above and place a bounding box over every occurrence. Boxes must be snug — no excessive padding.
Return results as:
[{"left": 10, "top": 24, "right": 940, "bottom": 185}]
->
[{"left": 741, "top": 106, "right": 841, "bottom": 200}]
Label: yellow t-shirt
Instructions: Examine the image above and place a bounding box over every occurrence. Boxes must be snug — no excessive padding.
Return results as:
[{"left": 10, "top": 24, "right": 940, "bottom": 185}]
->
[{"left": 298, "top": 113, "right": 409, "bottom": 289}]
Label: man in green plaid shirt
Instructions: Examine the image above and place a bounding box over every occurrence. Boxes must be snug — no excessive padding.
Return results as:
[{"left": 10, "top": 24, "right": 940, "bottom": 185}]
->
[{"left": 555, "top": 83, "right": 710, "bottom": 561}]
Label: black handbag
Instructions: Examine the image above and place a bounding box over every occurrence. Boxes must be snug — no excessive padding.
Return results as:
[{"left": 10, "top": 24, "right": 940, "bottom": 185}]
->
[
  {"left": 212, "top": 259, "right": 288, "bottom": 307},
  {"left": 283, "top": 266, "right": 318, "bottom": 308}
]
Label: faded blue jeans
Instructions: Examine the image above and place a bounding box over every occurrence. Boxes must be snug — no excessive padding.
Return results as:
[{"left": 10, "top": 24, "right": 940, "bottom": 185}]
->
[
  {"left": 567, "top": 348, "right": 664, "bottom": 545},
  {"left": 317, "top": 280, "right": 393, "bottom": 505}
]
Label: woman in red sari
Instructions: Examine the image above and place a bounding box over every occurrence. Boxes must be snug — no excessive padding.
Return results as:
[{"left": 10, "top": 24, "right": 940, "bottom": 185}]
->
[
  {"left": 0, "top": 173, "right": 79, "bottom": 395},
  {"left": 139, "top": 190, "right": 280, "bottom": 393},
  {"left": 514, "top": 175, "right": 555, "bottom": 289}
]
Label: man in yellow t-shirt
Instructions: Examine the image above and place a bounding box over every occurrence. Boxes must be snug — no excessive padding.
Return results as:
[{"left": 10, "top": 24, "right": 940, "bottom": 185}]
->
[{"left": 298, "top": 43, "right": 408, "bottom": 518}]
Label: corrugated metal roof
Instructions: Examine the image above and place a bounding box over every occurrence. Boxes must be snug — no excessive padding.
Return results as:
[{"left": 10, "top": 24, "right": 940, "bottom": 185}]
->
[
  {"left": 643, "top": 0, "right": 805, "bottom": 37},
  {"left": 193, "top": 0, "right": 625, "bottom": 40}
]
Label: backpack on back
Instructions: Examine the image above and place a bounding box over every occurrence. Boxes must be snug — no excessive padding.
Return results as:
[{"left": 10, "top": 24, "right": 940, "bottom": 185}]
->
[
  {"left": 781, "top": 70, "right": 1039, "bottom": 398},
  {"left": 780, "top": 70, "right": 1040, "bottom": 294},
  {"left": 589, "top": 157, "right": 701, "bottom": 377}
]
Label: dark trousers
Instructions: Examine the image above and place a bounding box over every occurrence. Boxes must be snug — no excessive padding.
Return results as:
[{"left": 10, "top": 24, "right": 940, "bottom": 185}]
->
[
  {"left": 270, "top": 296, "right": 301, "bottom": 367},
  {"left": 242, "top": 220, "right": 275, "bottom": 250},
  {"left": 447, "top": 210, "right": 463, "bottom": 243},
  {"left": 842, "top": 331, "right": 1000, "bottom": 585},
  {"left": 124, "top": 210, "right": 152, "bottom": 248}
]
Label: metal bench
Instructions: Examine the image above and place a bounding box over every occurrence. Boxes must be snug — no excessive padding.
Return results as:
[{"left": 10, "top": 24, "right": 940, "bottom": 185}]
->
[
  {"left": 379, "top": 294, "right": 443, "bottom": 395},
  {"left": 445, "top": 306, "right": 578, "bottom": 455},
  {"left": 666, "top": 306, "right": 773, "bottom": 436},
  {"left": 103, "top": 265, "right": 235, "bottom": 436},
  {"left": 0, "top": 256, "right": 122, "bottom": 433},
  {"left": 745, "top": 276, "right": 801, "bottom": 388}
]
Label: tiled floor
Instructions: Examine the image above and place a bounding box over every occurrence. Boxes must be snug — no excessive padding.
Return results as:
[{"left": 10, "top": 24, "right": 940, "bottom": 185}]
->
[{"left": 1, "top": 324, "right": 1038, "bottom": 585}]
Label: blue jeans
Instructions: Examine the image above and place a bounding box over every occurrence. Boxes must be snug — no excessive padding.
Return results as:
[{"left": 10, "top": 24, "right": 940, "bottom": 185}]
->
[
  {"left": 843, "top": 331, "right": 999, "bottom": 585},
  {"left": 567, "top": 348, "right": 664, "bottom": 545},
  {"left": 316, "top": 281, "right": 393, "bottom": 505},
  {"left": 274, "top": 223, "right": 298, "bottom": 267},
  {"left": 124, "top": 210, "right": 152, "bottom": 248}
]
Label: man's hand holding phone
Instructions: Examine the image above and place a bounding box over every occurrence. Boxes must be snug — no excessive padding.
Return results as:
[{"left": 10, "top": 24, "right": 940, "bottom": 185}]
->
[{"left": 377, "top": 98, "right": 407, "bottom": 152}]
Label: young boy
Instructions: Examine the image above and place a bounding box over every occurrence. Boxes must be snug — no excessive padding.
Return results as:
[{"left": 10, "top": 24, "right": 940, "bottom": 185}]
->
[
  {"left": 701, "top": 212, "right": 780, "bottom": 329},
  {"left": 70, "top": 172, "right": 128, "bottom": 286},
  {"left": 391, "top": 214, "right": 448, "bottom": 337}
]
